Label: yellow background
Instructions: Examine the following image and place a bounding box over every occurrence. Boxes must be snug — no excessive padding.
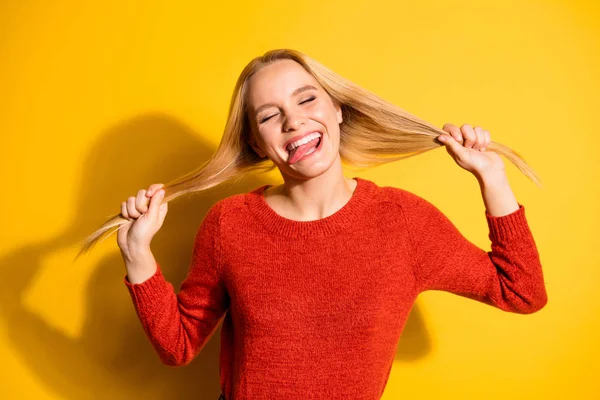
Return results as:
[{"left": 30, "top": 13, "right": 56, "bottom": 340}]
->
[{"left": 1, "top": 0, "right": 598, "bottom": 398}]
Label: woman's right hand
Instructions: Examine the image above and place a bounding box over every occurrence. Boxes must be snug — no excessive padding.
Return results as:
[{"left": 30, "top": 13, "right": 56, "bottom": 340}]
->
[{"left": 117, "top": 183, "right": 169, "bottom": 261}]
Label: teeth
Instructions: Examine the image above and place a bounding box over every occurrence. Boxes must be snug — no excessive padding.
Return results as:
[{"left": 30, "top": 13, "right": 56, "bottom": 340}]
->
[{"left": 286, "top": 132, "right": 321, "bottom": 152}]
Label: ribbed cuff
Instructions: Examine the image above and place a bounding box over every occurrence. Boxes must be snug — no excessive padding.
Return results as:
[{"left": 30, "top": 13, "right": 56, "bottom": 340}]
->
[
  {"left": 124, "top": 262, "right": 171, "bottom": 314},
  {"left": 485, "top": 203, "right": 532, "bottom": 243}
]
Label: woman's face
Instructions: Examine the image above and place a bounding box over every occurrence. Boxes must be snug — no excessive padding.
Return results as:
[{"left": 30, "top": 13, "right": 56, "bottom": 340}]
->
[{"left": 246, "top": 59, "right": 343, "bottom": 180}]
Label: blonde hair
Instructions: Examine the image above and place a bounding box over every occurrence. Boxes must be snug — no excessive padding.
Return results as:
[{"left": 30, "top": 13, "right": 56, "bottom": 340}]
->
[{"left": 77, "top": 48, "right": 541, "bottom": 259}]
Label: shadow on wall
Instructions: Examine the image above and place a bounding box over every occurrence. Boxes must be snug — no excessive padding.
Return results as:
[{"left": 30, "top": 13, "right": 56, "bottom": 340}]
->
[{"left": 0, "top": 112, "right": 432, "bottom": 399}]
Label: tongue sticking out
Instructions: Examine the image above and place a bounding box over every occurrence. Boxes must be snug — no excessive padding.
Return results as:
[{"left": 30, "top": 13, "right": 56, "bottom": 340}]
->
[{"left": 288, "top": 136, "right": 320, "bottom": 164}]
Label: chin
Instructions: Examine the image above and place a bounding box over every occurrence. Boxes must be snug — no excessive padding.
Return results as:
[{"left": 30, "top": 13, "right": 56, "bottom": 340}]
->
[{"left": 282, "top": 159, "right": 339, "bottom": 182}]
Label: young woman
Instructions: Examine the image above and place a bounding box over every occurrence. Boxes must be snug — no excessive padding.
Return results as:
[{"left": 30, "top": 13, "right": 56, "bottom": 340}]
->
[{"left": 82, "top": 49, "right": 547, "bottom": 399}]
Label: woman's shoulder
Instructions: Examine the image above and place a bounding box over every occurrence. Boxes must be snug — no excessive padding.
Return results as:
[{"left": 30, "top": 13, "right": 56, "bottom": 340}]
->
[
  {"left": 376, "top": 183, "right": 421, "bottom": 204},
  {"left": 373, "top": 184, "right": 441, "bottom": 219},
  {"left": 207, "top": 191, "right": 248, "bottom": 219},
  {"left": 204, "top": 183, "right": 271, "bottom": 224}
]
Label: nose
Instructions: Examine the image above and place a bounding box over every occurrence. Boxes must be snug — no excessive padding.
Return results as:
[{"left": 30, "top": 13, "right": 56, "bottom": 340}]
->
[{"left": 282, "top": 111, "right": 306, "bottom": 132}]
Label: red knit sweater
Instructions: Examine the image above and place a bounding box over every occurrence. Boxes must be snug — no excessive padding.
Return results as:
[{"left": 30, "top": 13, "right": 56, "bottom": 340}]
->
[{"left": 124, "top": 177, "right": 547, "bottom": 399}]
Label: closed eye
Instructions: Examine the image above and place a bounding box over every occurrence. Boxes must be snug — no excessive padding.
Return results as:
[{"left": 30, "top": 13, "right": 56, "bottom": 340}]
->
[
  {"left": 259, "top": 97, "right": 316, "bottom": 124},
  {"left": 260, "top": 114, "right": 275, "bottom": 124},
  {"left": 300, "top": 96, "right": 315, "bottom": 104},
  {"left": 260, "top": 114, "right": 276, "bottom": 124}
]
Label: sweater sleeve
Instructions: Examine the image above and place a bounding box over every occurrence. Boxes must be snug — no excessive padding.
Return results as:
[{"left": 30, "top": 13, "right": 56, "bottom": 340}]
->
[
  {"left": 123, "top": 201, "right": 229, "bottom": 366},
  {"left": 398, "top": 190, "right": 547, "bottom": 314}
]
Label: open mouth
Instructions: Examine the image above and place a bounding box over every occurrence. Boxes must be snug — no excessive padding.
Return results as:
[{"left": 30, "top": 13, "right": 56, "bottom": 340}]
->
[{"left": 286, "top": 133, "right": 323, "bottom": 164}]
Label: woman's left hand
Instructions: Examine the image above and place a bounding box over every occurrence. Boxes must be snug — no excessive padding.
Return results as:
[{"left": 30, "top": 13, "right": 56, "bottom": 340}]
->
[{"left": 437, "top": 123, "right": 506, "bottom": 179}]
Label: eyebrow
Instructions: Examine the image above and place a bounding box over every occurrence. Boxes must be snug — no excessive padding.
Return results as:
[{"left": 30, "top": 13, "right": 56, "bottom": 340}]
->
[{"left": 254, "top": 84, "right": 318, "bottom": 116}]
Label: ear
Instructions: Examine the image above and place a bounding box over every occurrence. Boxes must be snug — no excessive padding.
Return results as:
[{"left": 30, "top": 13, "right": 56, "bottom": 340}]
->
[
  {"left": 334, "top": 100, "right": 343, "bottom": 124},
  {"left": 248, "top": 132, "right": 266, "bottom": 158}
]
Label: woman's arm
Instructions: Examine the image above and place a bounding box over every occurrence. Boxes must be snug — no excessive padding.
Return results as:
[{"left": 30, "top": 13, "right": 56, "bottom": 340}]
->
[
  {"left": 477, "top": 170, "right": 519, "bottom": 217},
  {"left": 123, "top": 201, "right": 229, "bottom": 366},
  {"left": 398, "top": 186, "right": 548, "bottom": 314},
  {"left": 416, "top": 122, "right": 548, "bottom": 312}
]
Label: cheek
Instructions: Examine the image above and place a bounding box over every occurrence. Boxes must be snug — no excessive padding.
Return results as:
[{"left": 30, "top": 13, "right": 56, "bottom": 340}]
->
[
  {"left": 251, "top": 131, "right": 264, "bottom": 147},
  {"left": 311, "top": 105, "right": 338, "bottom": 125},
  {"left": 259, "top": 130, "right": 279, "bottom": 150}
]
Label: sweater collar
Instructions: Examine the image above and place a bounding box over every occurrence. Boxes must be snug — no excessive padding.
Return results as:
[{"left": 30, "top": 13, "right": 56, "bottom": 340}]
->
[{"left": 244, "top": 177, "right": 376, "bottom": 238}]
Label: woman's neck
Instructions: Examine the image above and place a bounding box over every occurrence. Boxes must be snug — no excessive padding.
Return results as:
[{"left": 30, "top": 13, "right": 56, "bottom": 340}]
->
[{"left": 264, "top": 175, "right": 358, "bottom": 222}]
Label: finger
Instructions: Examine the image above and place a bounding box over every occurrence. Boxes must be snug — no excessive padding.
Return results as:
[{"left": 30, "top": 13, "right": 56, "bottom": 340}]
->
[
  {"left": 482, "top": 130, "right": 491, "bottom": 151},
  {"left": 135, "top": 189, "right": 149, "bottom": 213},
  {"left": 121, "top": 201, "right": 130, "bottom": 220},
  {"left": 442, "top": 123, "right": 456, "bottom": 132},
  {"left": 158, "top": 200, "right": 169, "bottom": 225},
  {"left": 460, "top": 124, "right": 476, "bottom": 148},
  {"left": 147, "top": 189, "right": 165, "bottom": 218},
  {"left": 127, "top": 196, "right": 141, "bottom": 218},
  {"left": 443, "top": 123, "right": 463, "bottom": 143},
  {"left": 146, "top": 183, "right": 165, "bottom": 197},
  {"left": 438, "top": 134, "right": 464, "bottom": 157},
  {"left": 473, "top": 126, "right": 485, "bottom": 151}
]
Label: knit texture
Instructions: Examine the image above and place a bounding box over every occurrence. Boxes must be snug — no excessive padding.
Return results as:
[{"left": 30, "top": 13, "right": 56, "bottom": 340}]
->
[{"left": 124, "top": 177, "right": 548, "bottom": 399}]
